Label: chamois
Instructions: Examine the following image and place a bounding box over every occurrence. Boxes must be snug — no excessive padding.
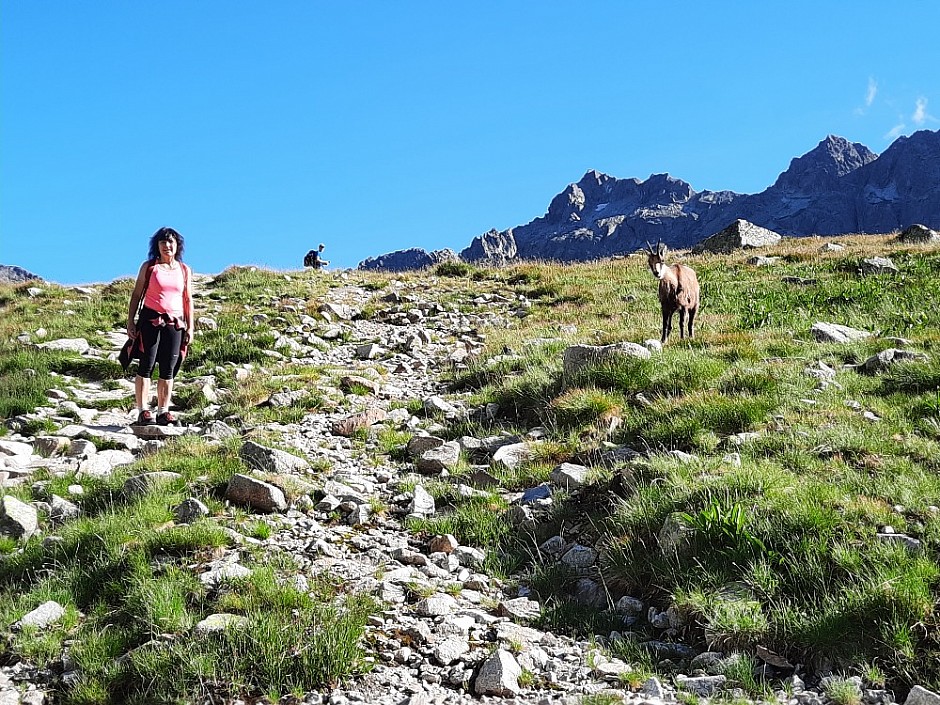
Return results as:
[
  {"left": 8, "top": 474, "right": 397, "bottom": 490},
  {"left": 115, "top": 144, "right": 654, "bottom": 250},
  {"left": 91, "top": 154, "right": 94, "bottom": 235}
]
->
[{"left": 646, "top": 241, "right": 699, "bottom": 343}]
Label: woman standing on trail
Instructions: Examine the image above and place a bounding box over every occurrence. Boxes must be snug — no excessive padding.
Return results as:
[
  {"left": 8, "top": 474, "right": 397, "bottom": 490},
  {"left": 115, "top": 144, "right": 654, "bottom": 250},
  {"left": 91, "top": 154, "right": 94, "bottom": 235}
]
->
[{"left": 126, "top": 227, "right": 194, "bottom": 426}]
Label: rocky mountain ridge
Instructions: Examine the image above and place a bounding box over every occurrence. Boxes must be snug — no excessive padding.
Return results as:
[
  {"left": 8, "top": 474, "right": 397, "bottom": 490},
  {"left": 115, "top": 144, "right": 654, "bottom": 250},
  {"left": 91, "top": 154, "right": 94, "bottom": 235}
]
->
[
  {"left": 0, "top": 265, "right": 41, "bottom": 285},
  {"left": 359, "top": 130, "right": 940, "bottom": 270}
]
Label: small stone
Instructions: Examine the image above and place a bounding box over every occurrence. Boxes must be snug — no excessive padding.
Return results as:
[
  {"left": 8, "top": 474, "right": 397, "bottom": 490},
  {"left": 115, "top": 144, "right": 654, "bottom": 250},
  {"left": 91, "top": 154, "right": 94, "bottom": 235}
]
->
[
  {"left": 409, "top": 485, "right": 436, "bottom": 516},
  {"left": 904, "top": 686, "right": 940, "bottom": 705},
  {"left": 560, "top": 544, "right": 597, "bottom": 569},
  {"left": 174, "top": 498, "right": 209, "bottom": 523},
  {"left": 498, "top": 597, "right": 541, "bottom": 621},
  {"left": 15, "top": 601, "right": 66, "bottom": 630},
  {"left": 433, "top": 636, "right": 469, "bottom": 666},
  {"left": 550, "top": 462, "right": 589, "bottom": 489},
  {"left": 415, "top": 594, "right": 458, "bottom": 616},
  {"left": 429, "top": 534, "right": 458, "bottom": 553},
  {"left": 473, "top": 649, "right": 521, "bottom": 696},
  {"left": 194, "top": 613, "right": 249, "bottom": 634}
]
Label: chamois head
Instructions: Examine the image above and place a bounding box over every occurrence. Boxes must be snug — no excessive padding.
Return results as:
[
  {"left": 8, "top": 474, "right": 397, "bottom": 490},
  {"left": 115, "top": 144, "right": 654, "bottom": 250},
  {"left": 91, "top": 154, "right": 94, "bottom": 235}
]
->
[{"left": 646, "top": 241, "right": 668, "bottom": 279}]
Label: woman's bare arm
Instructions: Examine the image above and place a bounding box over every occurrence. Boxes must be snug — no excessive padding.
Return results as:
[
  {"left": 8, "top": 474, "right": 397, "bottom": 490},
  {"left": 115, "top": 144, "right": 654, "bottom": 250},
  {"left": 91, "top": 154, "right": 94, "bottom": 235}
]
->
[
  {"left": 127, "top": 262, "right": 150, "bottom": 337},
  {"left": 183, "top": 264, "right": 194, "bottom": 341}
]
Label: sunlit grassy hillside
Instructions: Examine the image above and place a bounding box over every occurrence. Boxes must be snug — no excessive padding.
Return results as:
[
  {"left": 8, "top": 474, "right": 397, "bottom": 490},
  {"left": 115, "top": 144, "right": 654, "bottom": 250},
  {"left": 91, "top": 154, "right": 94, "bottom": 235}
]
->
[{"left": 1, "top": 233, "right": 939, "bottom": 700}]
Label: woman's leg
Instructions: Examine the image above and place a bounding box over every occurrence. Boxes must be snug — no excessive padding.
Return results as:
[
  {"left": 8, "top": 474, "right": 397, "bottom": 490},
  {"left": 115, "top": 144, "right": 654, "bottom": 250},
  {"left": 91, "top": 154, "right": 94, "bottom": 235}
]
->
[
  {"left": 136, "top": 314, "right": 161, "bottom": 413},
  {"left": 155, "top": 325, "right": 183, "bottom": 413},
  {"left": 157, "top": 378, "right": 174, "bottom": 410},
  {"left": 135, "top": 375, "right": 152, "bottom": 410}
]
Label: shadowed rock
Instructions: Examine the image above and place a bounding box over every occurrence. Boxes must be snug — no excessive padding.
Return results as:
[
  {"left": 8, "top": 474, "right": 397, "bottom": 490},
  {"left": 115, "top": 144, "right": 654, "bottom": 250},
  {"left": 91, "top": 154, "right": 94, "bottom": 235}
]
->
[
  {"left": 0, "top": 495, "right": 38, "bottom": 539},
  {"left": 896, "top": 224, "right": 940, "bottom": 243},
  {"left": 225, "top": 474, "right": 287, "bottom": 513},
  {"left": 239, "top": 441, "right": 310, "bottom": 474}
]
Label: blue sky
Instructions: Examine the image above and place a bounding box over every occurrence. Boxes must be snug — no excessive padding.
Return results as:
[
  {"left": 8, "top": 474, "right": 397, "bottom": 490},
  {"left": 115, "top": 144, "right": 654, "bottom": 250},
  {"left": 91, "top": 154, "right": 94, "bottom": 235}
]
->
[{"left": 2, "top": 2, "right": 939, "bottom": 284}]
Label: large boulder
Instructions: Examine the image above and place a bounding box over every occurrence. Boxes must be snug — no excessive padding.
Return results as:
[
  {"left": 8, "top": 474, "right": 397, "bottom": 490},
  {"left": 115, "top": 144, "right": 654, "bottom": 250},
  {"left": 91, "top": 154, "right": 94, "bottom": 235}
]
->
[
  {"left": 0, "top": 495, "right": 38, "bottom": 539},
  {"left": 810, "top": 322, "right": 872, "bottom": 343},
  {"left": 239, "top": 441, "right": 310, "bottom": 474},
  {"left": 693, "top": 220, "right": 782, "bottom": 254},
  {"left": 225, "top": 474, "right": 287, "bottom": 513},
  {"left": 896, "top": 224, "right": 940, "bottom": 244},
  {"left": 562, "top": 342, "right": 651, "bottom": 379}
]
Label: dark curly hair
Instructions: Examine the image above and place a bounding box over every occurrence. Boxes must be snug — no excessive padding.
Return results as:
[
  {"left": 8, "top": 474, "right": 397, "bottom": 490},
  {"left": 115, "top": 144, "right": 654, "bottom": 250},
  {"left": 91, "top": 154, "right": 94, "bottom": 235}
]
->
[{"left": 148, "top": 227, "right": 185, "bottom": 262}]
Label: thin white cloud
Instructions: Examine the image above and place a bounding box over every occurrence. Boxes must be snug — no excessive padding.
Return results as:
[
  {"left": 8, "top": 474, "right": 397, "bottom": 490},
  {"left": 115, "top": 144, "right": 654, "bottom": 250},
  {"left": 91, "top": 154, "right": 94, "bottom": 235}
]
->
[
  {"left": 855, "top": 77, "right": 879, "bottom": 115},
  {"left": 912, "top": 97, "right": 928, "bottom": 125},
  {"left": 884, "top": 123, "right": 905, "bottom": 140}
]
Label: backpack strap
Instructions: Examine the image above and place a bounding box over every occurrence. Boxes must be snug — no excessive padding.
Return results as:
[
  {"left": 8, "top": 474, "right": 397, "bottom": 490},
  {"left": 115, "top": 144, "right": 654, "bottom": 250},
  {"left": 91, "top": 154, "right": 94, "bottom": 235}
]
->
[{"left": 134, "top": 259, "right": 158, "bottom": 320}]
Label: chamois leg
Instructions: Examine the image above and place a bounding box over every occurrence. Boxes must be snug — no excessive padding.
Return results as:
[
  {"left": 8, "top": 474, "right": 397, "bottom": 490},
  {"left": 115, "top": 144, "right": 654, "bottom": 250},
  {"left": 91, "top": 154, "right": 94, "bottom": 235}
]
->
[
  {"left": 687, "top": 306, "right": 697, "bottom": 339},
  {"left": 678, "top": 309, "right": 687, "bottom": 339},
  {"left": 661, "top": 308, "right": 672, "bottom": 344}
]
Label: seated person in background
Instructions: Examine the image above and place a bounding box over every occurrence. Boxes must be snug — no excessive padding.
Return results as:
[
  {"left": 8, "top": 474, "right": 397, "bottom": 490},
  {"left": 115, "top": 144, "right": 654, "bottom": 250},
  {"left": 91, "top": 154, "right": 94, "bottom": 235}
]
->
[{"left": 304, "top": 243, "right": 330, "bottom": 269}]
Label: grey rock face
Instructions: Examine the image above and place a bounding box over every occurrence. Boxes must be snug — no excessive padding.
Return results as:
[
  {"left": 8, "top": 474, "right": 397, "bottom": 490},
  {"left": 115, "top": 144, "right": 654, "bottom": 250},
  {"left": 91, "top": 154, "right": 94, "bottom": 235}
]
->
[
  {"left": 194, "top": 613, "right": 249, "bottom": 634},
  {"left": 357, "top": 248, "right": 458, "bottom": 272},
  {"left": 859, "top": 256, "right": 899, "bottom": 275},
  {"left": 0, "top": 264, "right": 41, "bottom": 284},
  {"left": 409, "top": 485, "right": 436, "bottom": 516},
  {"left": 415, "top": 593, "right": 458, "bottom": 617},
  {"left": 415, "top": 441, "right": 460, "bottom": 473},
  {"left": 37, "top": 338, "right": 91, "bottom": 354},
  {"left": 692, "top": 219, "right": 782, "bottom": 254},
  {"left": 676, "top": 674, "right": 727, "bottom": 696},
  {"left": 550, "top": 462, "right": 589, "bottom": 489},
  {"left": 460, "top": 229, "right": 518, "bottom": 264},
  {"left": 497, "top": 597, "right": 541, "bottom": 621},
  {"left": 856, "top": 348, "right": 928, "bottom": 375}
]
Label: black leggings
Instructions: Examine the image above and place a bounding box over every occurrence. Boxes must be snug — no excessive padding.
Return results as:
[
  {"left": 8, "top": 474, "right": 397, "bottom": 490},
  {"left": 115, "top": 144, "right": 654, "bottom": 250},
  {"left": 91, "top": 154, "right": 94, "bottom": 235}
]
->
[{"left": 137, "top": 307, "right": 183, "bottom": 380}]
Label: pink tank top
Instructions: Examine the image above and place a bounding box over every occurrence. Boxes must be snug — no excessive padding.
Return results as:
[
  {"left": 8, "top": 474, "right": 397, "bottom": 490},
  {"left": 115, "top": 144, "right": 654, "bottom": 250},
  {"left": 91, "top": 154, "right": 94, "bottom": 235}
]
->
[{"left": 143, "top": 264, "right": 186, "bottom": 318}]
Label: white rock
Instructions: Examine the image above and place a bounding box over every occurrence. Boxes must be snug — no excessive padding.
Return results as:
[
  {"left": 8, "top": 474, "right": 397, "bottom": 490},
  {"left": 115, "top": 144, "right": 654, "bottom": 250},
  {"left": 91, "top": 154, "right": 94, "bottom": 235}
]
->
[
  {"left": 550, "top": 462, "right": 589, "bottom": 489},
  {"left": 473, "top": 649, "right": 522, "bottom": 696},
  {"left": 415, "top": 593, "right": 458, "bottom": 616},
  {"left": 15, "top": 600, "right": 65, "bottom": 629},
  {"left": 433, "top": 636, "right": 469, "bottom": 665}
]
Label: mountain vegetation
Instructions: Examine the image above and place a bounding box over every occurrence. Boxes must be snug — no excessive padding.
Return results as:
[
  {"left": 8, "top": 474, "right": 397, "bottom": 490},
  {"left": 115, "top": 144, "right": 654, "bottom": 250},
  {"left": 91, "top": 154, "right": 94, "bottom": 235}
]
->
[{"left": 1, "top": 233, "right": 939, "bottom": 703}]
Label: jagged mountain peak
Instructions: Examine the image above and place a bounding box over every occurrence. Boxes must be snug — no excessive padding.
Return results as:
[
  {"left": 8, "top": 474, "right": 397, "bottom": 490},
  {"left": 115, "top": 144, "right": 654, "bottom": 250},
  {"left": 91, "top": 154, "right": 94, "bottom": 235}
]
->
[
  {"left": 771, "top": 134, "right": 878, "bottom": 192},
  {"left": 360, "top": 129, "right": 940, "bottom": 271},
  {"left": 577, "top": 169, "right": 610, "bottom": 185}
]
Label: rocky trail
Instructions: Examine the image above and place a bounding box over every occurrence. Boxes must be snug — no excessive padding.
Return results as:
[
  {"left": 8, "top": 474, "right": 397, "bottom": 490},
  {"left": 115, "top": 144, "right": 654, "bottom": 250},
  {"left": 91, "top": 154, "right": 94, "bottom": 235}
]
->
[{"left": 0, "top": 275, "right": 933, "bottom": 705}]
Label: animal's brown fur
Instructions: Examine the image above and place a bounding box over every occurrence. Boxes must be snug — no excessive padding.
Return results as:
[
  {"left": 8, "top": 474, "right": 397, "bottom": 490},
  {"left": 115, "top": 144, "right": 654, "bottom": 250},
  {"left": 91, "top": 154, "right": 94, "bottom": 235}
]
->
[{"left": 646, "top": 242, "right": 700, "bottom": 343}]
